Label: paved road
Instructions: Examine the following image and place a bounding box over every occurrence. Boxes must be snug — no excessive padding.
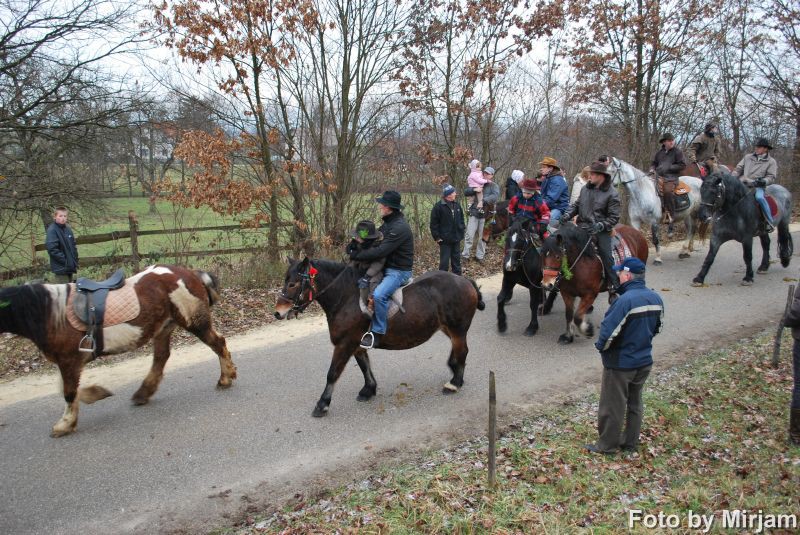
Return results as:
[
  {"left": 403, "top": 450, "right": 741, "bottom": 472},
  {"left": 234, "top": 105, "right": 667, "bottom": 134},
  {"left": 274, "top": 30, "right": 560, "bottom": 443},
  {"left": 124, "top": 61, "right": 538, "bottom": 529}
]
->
[{"left": 1, "top": 232, "right": 798, "bottom": 534}]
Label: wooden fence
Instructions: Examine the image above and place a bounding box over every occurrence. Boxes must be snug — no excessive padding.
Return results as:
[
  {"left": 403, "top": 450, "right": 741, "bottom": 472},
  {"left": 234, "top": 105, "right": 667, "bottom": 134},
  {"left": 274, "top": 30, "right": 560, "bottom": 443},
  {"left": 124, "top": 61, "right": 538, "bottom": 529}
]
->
[{"left": 0, "top": 211, "right": 285, "bottom": 281}]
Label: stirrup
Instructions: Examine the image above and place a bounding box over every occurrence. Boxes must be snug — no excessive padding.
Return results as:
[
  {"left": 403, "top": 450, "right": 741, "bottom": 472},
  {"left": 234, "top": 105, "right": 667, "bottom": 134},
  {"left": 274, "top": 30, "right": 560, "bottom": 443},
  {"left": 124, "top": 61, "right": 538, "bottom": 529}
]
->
[
  {"left": 360, "top": 331, "right": 376, "bottom": 349},
  {"left": 78, "top": 334, "right": 96, "bottom": 354}
]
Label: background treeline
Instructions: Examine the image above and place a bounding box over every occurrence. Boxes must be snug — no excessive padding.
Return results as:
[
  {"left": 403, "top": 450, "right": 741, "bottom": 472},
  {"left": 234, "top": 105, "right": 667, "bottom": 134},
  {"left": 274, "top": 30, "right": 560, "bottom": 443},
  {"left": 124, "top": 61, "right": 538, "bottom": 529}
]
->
[{"left": 1, "top": 0, "right": 798, "bottom": 274}]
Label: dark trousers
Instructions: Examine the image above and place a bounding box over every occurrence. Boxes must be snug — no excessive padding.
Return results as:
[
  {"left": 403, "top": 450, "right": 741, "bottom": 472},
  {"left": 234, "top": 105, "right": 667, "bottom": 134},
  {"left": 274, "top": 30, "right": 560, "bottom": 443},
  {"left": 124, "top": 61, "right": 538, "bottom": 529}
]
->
[
  {"left": 793, "top": 339, "right": 800, "bottom": 409},
  {"left": 53, "top": 273, "right": 76, "bottom": 284},
  {"left": 595, "top": 231, "right": 619, "bottom": 290},
  {"left": 597, "top": 365, "right": 652, "bottom": 452},
  {"left": 438, "top": 241, "right": 462, "bottom": 275}
]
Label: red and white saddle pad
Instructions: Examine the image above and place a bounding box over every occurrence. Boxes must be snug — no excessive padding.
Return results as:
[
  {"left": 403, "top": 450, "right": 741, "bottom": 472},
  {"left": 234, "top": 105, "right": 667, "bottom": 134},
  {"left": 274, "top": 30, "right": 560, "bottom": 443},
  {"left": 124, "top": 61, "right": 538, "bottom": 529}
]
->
[
  {"left": 610, "top": 235, "right": 634, "bottom": 266},
  {"left": 66, "top": 282, "right": 141, "bottom": 332}
]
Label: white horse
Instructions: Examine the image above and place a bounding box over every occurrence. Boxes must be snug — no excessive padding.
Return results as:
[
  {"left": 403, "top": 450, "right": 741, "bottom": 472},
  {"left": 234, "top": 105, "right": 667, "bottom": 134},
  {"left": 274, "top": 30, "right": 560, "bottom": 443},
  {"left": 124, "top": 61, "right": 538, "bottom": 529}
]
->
[{"left": 607, "top": 157, "right": 705, "bottom": 264}]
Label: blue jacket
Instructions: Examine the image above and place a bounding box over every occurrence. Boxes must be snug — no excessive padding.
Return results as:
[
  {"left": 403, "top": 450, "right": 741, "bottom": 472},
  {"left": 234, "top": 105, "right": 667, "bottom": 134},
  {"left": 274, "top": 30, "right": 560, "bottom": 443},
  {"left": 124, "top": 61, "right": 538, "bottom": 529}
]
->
[
  {"left": 595, "top": 278, "right": 664, "bottom": 369},
  {"left": 540, "top": 173, "right": 569, "bottom": 212},
  {"left": 45, "top": 222, "right": 79, "bottom": 275}
]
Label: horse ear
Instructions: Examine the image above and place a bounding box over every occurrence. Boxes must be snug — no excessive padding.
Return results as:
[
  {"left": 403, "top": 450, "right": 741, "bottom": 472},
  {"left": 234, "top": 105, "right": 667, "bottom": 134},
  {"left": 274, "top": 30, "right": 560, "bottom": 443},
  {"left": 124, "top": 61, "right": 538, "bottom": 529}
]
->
[
  {"left": 299, "top": 256, "right": 310, "bottom": 267},
  {"left": 556, "top": 234, "right": 564, "bottom": 246}
]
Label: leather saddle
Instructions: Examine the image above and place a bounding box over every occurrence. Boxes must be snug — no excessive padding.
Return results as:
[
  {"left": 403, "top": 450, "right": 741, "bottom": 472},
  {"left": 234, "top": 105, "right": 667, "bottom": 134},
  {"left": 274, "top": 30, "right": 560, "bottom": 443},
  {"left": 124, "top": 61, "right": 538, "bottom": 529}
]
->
[
  {"left": 360, "top": 279, "right": 411, "bottom": 319},
  {"left": 656, "top": 176, "right": 691, "bottom": 212},
  {"left": 73, "top": 268, "right": 126, "bottom": 357}
]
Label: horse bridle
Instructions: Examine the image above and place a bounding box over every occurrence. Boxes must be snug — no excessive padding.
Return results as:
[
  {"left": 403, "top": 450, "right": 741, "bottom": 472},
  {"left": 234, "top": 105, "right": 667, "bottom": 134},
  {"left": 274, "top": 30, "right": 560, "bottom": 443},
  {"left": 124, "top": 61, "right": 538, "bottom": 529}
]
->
[
  {"left": 278, "top": 262, "right": 348, "bottom": 314},
  {"left": 542, "top": 234, "right": 594, "bottom": 286}
]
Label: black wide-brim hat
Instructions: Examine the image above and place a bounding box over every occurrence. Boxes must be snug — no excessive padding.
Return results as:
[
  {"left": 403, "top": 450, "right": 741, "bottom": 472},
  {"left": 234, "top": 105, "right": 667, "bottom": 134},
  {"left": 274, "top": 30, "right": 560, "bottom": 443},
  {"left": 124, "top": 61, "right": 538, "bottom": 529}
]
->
[
  {"left": 375, "top": 190, "right": 404, "bottom": 210},
  {"left": 659, "top": 133, "right": 675, "bottom": 143}
]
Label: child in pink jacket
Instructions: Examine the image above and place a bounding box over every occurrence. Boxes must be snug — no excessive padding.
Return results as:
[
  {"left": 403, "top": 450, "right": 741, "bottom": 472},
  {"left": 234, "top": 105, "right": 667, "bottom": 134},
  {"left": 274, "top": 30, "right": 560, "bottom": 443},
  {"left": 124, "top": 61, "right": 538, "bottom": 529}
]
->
[{"left": 467, "top": 159, "right": 487, "bottom": 213}]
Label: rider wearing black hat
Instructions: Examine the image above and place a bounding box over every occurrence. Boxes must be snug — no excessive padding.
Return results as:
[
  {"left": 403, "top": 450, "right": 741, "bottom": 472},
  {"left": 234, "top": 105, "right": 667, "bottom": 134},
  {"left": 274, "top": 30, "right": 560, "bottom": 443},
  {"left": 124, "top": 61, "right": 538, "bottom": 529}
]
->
[
  {"left": 649, "top": 132, "right": 686, "bottom": 237},
  {"left": 350, "top": 191, "right": 414, "bottom": 349},
  {"left": 732, "top": 138, "right": 778, "bottom": 233},
  {"left": 346, "top": 220, "right": 386, "bottom": 309}
]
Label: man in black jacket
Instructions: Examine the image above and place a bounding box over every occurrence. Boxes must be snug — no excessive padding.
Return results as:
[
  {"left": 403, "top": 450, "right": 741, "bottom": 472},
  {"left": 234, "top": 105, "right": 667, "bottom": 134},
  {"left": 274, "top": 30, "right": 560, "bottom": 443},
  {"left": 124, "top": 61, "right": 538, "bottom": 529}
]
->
[
  {"left": 430, "top": 184, "right": 466, "bottom": 275},
  {"left": 649, "top": 133, "right": 686, "bottom": 236},
  {"left": 45, "top": 207, "right": 79, "bottom": 283},
  {"left": 351, "top": 191, "right": 414, "bottom": 349}
]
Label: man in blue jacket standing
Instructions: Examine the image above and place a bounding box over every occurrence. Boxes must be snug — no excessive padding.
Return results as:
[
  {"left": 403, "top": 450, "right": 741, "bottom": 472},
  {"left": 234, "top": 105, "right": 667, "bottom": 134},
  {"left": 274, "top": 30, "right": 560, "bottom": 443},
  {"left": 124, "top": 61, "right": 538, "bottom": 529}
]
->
[
  {"left": 537, "top": 157, "right": 569, "bottom": 231},
  {"left": 586, "top": 257, "right": 664, "bottom": 454},
  {"left": 45, "top": 206, "right": 79, "bottom": 283}
]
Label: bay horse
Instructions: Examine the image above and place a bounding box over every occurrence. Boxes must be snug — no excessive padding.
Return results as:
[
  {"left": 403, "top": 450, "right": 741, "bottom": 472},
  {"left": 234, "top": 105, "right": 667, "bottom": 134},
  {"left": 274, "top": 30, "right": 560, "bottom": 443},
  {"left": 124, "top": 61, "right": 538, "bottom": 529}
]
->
[
  {"left": 693, "top": 171, "right": 793, "bottom": 286},
  {"left": 0, "top": 265, "right": 237, "bottom": 437},
  {"left": 540, "top": 223, "right": 649, "bottom": 344},
  {"left": 274, "top": 258, "right": 484, "bottom": 416},
  {"left": 607, "top": 157, "right": 706, "bottom": 264},
  {"left": 497, "top": 219, "right": 544, "bottom": 336}
]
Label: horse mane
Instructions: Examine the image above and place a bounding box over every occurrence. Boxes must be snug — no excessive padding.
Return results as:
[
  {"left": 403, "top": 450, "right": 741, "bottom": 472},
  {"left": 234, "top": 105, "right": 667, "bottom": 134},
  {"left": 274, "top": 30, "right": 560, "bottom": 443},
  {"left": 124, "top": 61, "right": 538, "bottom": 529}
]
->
[
  {"left": 543, "top": 223, "right": 598, "bottom": 258},
  {"left": 714, "top": 170, "right": 749, "bottom": 205},
  {"left": 0, "top": 284, "right": 54, "bottom": 348}
]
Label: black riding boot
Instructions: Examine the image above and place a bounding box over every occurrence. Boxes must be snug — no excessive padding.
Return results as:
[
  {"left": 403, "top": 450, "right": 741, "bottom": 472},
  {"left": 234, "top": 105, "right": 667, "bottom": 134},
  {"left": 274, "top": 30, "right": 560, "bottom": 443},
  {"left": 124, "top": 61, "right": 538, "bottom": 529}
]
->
[{"left": 791, "top": 408, "right": 800, "bottom": 445}]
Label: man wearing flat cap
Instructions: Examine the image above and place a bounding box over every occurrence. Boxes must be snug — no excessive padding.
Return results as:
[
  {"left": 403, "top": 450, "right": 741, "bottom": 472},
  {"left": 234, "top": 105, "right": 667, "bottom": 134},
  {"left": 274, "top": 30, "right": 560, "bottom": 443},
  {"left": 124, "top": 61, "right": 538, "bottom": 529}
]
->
[
  {"left": 351, "top": 190, "right": 414, "bottom": 349},
  {"left": 649, "top": 133, "right": 686, "bottom": 237},
  {"left": 685, "top": 122, "right": 722, "bottom": 176},
  {"left": 586, "top": 257, "right": 664, "bottom": 455},
  {"left": 732, "top": 138, "right": 778, "bottom": 234},
  {"left": 561, "top": 161, "right": 622, "bottom": 298},
  {"left": 537, "top": 157, "right": 569, "bottom": 231}
]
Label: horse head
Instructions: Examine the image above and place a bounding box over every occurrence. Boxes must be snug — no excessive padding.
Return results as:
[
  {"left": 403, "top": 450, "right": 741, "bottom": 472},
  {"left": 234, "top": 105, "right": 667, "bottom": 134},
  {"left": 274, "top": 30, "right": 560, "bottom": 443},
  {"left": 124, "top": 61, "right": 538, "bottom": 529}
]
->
[
  {"left": 503, "top": 219, "right": 534, "bottom": 272},
  {"left": 540, "top": 232, "right": 566, "bottom": 290},
  {"left": 275, "top": 256, "right": 317, "bottom": 319},
  {"left": 698, "top": 173, "right": 727, "bottom": 222}
]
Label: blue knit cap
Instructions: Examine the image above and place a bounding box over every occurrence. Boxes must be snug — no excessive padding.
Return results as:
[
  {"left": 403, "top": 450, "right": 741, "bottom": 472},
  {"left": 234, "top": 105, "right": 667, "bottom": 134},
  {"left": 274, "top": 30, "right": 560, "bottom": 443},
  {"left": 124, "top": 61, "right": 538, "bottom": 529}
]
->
[{"left": 442, "top": 184, "right": 456, "bottom": 197}]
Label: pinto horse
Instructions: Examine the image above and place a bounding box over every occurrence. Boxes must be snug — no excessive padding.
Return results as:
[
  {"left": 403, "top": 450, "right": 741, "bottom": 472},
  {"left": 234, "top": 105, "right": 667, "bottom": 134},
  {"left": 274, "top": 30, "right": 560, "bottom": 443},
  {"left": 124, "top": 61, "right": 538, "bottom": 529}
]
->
[
  {"left": 693, "top": 171, "right": 793, "bottom": 286},
  {"left": 274, "top": 258, "right": 484, "bottom": 417},
  {"left": 497, "top": 219, "right": 544, "bottom": 336},
  {"left": 540, "top": 223, "right": 649, "bottom": 344},
  {"left": 0, "top": 265, "right": 237, "bottom": 437}
]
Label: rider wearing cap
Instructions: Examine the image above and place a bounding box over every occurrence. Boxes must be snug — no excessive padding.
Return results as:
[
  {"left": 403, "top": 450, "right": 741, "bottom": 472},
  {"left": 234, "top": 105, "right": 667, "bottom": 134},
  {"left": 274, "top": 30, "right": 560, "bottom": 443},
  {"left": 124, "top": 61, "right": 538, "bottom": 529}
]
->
[
  {"left": 685, "top": 122, "right": 722, "bottom": 175},
  {"left": 537, "top": 157, "right": 569, "bottom": 230},
  {"left": 507, "top": 178, "right": 551, "bottom": 239},
  {"left": 732, "top": 137, "right": 778, "bottom": 233},
  {"left": 561, "top": 161, "right": 622, "bottom": 299},
  {"left": 350, "top": 191, "right": 414, "bottom": 349},
  {"left": 649, "top": 133, "right": 686, "bottom": 236}
]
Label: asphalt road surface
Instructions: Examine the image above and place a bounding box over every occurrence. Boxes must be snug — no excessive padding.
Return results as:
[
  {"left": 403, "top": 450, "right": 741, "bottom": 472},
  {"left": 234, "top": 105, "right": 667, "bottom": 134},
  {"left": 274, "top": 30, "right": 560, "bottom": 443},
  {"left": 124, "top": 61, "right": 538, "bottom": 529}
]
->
[{"left": 1, "top": 231, "right": 798, "bottom": 534}]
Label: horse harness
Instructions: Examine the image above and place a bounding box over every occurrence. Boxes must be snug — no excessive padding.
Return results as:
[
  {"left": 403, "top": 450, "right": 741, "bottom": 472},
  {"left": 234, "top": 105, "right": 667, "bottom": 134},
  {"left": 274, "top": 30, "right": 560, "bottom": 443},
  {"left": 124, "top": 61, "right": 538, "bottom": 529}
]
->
[
  {"left": 280, "top": 262, "right": 348, "bottom": 315},
  {"left": 507, "top": 227, "right": 546, "bottom": 288},
  {"left": 542, "top": 233, "right": 595, "bottom": 289}
]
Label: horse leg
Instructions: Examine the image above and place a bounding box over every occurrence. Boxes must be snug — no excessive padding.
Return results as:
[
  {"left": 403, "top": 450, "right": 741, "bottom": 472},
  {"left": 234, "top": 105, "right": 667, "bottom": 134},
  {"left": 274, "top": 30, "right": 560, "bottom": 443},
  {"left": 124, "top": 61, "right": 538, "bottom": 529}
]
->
[
  {"left": 189, "top": 322, "right": 237, "bottom": 388},
  {"left": 680, "top": 215, "right": 693, "bottom": 259},
  {"left": 692, "top": 236, "right": 723, "bottom": 285},
  {"left": 558, "top": 293, "right": 576, "bottom": 344},
  {"left": 524, "top": 286, "right": 541, "bottom": 336},
  {"left": 496, "top": 277, "right": 514, "bottom": 333},
  {"left": 651, "top": 224, "right": 662, "bottom": 265},
  {"left": 313, "top": 344, "right": 355, "bottom": 417},
  {"left": 353, "top": 348, "right": 377, "bottom": 401},
  {"left": 51, "top": 358, "right": 84, "bottom": 437},
  {"left": 132, "top": 326, "right": 175, "bottom": 405},
  {"left": 741, "top": 238, "right": 755, "bottom": 285},
  {"left": 443, "top": 332, "right": 468, "bottom": 393},
  {"left": 573, "top": 294, "right": 597, "bottom": 338},
  {"left": 757, "top": 234, "right": 771, "bottom": 274},
  {"left": 542, "top": 287, "right": 558, "bottom": 315}
]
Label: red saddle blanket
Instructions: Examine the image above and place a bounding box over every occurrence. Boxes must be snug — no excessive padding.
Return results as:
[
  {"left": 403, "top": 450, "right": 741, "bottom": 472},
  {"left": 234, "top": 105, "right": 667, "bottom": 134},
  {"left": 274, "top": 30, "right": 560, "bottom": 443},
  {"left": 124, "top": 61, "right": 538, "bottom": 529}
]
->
[
  {"left": 66, "top": 282, "right": 141, "bottom": 331},
  {"left": 610, "top": 234, "right": 633, "bottom": 266},
  {"left": 765, "top": 195, "right": 779, "bottom": 218}
]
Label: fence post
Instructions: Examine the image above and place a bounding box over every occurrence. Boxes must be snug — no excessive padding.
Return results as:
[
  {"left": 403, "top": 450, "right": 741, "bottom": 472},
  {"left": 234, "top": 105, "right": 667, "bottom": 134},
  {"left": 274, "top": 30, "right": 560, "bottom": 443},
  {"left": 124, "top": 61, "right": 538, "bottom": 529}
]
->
[
  {"left": 488, "top": 370, "right": 497, "bottom": 490},
  {"left": 128, "top": 210, "right": 140, "bottom": 272},
  {"left": 772, "top": 284, "right": 795, "bottom": 368}
]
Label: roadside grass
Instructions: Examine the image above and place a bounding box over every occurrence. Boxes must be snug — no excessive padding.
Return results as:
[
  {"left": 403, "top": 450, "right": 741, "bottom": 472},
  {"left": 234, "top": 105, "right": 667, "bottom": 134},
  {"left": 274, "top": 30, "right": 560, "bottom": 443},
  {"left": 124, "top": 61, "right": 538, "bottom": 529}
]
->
[{"left": 228, "top": 331, "right": 799, "bottom": 534}]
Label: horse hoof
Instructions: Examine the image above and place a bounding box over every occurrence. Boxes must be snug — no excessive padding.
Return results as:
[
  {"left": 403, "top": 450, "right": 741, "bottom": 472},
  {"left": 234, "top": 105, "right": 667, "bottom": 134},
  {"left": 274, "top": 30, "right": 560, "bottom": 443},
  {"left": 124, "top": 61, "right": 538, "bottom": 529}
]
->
[
  {"left": 311, "top": 406, "right": 329, "bottom": 417},
  {"left": 757, "top": 268, "right": 769, "bottom": 274},
  {"left": 741, "top": 279, "right": 753, "bottom": 286},
  {"left": 497, "top": 323, "right": 507, "bottom": 333},
  {"left": 442, "top": 382, "right": 459, "bottom": 393},
  {"left": 653, "top": 259, "right": 663, "bottom": 266},
  {"left": 131, "top": 396, "right": 149, "bottom": 406},
  {"left": 50, "top": 426, "right": 75, "bottom": 438},
  {"left": 679, "top": 253, "right": 690, "bottom": 259},
  {"left": 557, "top": 334, "right": 574, "bottom": 345},
  {"left": 524, "top": 327, "right": 538, "bottom": 337},
  {"left": 216, "top": 379, "right": 234, "bottom": 389},
  {"left": 356, "top": 389, "right": 376, "bottom": 402}
]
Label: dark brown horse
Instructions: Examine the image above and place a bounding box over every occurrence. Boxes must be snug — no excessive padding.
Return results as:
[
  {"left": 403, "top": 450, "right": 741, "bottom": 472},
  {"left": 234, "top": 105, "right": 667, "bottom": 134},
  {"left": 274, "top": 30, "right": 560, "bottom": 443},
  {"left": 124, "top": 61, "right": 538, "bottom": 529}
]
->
[
  {"left": 540, "top": 223, "right": 649, "bottom": 344},
  {"left": 481, "top": 200, "right": 510, "bottom": 243},
  {"left": 274, "top": 258, "right": 484, "bottom": 417},
  {"left": 0, "top": 265, "right": 237, "bottom": 437}
]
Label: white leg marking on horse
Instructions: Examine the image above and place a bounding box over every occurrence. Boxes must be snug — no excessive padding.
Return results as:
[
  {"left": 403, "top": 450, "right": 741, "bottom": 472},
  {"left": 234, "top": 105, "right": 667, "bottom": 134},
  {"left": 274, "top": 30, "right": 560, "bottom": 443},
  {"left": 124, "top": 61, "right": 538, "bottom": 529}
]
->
[
  {"left": 443, "top": 382, "right": 459, "bottom": 392},
  {"left": 45, "top": 284, "right": 68, "bottom": 327},
  {"left": 52, "top": 402, "right": 78, "bottom": 436},
  {"left": 169, "top": 280, "right": 203, "bottom": 323},
  {"left": 580, "top": 318, "right": 591, "bottom": 336},
  {"left": 129, "top": 265, "right": 174, "bottom": 285},
  {"left": 102, "top": 323, "right": 143, "bottom": 353},
  {"left": 201, "top": 272, "right": 213, "bottom": 286}
]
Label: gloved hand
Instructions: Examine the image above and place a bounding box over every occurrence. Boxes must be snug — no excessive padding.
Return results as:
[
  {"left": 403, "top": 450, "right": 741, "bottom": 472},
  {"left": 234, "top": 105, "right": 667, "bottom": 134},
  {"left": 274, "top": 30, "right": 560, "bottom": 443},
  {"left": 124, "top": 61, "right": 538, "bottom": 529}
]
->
[
  {"left": 592, "top": 222, "right": 605, "bottom": 234},
  {"left": 358, "top": 275, "right": 370, "bottom": 289},
  {"left": 349, "top": 248, "right": 360, "bottom": 260},
  {"left": 741, "top": 177, "right": 754, "bottom": 186},
  {"left": 753, "top": 178, "right": 767, "bottom": 188}
]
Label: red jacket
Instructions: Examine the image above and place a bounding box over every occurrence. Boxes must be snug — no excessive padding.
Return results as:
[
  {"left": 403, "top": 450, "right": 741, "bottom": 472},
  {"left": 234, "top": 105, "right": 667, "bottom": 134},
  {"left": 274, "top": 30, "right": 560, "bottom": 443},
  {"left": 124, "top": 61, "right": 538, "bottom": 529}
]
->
[{"left": 508, "top": 193, "right": 550, "bottom": 224}]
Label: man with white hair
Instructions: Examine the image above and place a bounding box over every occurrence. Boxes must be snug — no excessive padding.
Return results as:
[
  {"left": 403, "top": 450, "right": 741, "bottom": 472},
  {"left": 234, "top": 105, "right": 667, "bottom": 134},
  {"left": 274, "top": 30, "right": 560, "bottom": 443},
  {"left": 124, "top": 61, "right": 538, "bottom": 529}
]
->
[{"left": 506, "top": 169, "right": 524, "bottom": 200}]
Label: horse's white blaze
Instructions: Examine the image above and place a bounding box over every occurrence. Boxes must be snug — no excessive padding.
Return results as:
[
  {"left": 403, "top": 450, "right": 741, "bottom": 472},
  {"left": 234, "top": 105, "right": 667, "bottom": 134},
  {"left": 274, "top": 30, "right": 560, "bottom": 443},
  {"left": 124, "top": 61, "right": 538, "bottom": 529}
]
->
[
  {"left": 129, "top": 265, "right": 174, "bottom": 285},
  {"left": 45, "top": 284, "right": 68, "bottom": 327},
  {"left": 169, "top": 279, "right": 203, "bottom": 324},
  {"left": 102, "top": 323, "right": 143, "bottom": 353}
]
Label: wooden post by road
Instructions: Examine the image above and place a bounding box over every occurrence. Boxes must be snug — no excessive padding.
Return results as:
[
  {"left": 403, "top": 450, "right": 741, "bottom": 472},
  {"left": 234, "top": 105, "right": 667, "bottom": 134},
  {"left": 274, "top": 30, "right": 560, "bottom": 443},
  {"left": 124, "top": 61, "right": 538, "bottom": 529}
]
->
[
  {"left": 772, "top": 284, "right": 795, "bottom": 368},
  {"left": 488, "top": 371, "right": 496, "bottom": 489},
  {"left": 128, "top": 211, "right": 140, "bottom": 272}
]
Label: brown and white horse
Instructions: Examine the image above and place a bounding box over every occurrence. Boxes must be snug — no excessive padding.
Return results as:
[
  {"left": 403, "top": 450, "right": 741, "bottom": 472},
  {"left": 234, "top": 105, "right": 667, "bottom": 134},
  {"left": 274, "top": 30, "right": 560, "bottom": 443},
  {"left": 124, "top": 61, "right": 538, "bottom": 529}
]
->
[{"left": 0, "top": 265, "right": 237, "bottom": 437}]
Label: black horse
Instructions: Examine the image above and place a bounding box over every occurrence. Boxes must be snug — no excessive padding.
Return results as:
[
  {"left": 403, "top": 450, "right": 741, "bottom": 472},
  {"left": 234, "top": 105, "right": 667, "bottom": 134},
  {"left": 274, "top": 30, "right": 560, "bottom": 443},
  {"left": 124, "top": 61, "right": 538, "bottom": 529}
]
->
[
  {"left": 274, "top": 258, "right": 485, "bottom": 416},
  {"left": 497, "top": 219, "right": 547, "bottom": 336},
  {"left": 694, "top": 171, "right": 793, "bottom": 286}
]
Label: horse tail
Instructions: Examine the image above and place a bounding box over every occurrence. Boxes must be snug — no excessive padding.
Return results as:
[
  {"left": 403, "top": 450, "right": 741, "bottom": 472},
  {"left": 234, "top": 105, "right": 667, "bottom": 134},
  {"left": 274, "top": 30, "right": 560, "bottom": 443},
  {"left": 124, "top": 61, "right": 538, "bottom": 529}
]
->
[
  {"left": 468, "top": 278, "right": 486, "bottom": 311},
  {"left": 697, "top": 218, "right": 709, "bottom": 245},
  {"left": 197, "top": 270, "right": 221, "bottom": 306},
  {"left": 779, "top": 223, "right": 793, "bottom": 268}
]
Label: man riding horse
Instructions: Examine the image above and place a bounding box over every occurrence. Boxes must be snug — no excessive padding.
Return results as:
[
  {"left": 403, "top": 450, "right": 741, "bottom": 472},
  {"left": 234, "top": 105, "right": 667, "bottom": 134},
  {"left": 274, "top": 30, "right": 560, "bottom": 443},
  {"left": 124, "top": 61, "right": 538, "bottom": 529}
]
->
[
  {"left": 560, "top": 160, "right": 621, "bottom": 301},
  {"left": 649, "top": 133, "right": 686, "bottom": 237},
  {"left": 537, "top": 157, "right": 569, "bottom": 231},
  {"left": 732, "top": 137, "right": 778, "bottom": 234},
  {"left": 349, "top": 190, "right": 414, "bottom": 349},
  {"left": 685, "top": 122, "right": 721, "bottom": 177}
]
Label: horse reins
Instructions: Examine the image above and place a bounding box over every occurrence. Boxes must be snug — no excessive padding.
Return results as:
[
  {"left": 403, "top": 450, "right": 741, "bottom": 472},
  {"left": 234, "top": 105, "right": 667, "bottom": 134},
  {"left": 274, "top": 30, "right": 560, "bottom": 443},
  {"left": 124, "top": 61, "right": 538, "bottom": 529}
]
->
[
  {"left": 543, "top": 234, "right": 594, "bottom": 287},
  {"left": 507, "top": 228, "right": 544, "bottom": 288},
  {"left": 280, "top": 261, "right": 349, "bottom": 314}
]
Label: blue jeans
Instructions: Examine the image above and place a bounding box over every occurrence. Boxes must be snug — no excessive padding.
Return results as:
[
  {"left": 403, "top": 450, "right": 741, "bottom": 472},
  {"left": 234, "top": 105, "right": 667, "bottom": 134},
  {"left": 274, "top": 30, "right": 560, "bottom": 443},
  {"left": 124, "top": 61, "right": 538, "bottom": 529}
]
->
[
  {"left": 371, "top": 268, "right": 412, "bottom": 334},
  {"left": 755, "top": 188, "right": 774, "bottom": 224},
  {"left": 549, "top": 208, "right": 562, "bottom": 224}
]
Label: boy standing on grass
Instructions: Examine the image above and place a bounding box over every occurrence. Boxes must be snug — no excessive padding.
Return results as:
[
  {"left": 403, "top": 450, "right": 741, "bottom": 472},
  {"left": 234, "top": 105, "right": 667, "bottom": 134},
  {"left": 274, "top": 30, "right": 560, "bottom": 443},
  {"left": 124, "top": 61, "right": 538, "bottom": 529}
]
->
[{"left": 45, "top": 206, "right": 79, "bottom": 283}]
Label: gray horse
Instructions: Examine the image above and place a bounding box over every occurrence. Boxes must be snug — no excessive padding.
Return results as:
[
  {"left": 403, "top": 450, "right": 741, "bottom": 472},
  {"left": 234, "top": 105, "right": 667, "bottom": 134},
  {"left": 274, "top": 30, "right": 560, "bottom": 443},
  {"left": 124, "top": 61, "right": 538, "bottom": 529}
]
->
[
  {"left": 694, "top": 171, "right": 793, "bottom": 286},
  {"left": 607, "top": 157, "right": 704, "bottom": 264}
]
